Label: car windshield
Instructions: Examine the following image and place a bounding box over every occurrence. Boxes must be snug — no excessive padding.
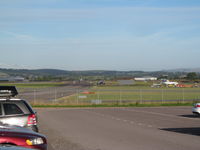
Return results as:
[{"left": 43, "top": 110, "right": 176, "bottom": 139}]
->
[{"left": 0, "top": 106, "right": 2, "bottom": 116}]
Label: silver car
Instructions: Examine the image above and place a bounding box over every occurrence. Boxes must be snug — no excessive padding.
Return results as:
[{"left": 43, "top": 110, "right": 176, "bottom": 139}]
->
[
  {"left": 0, "top": 86, "right": 38, "bottom": 132},
  {"left": 192, "top": 103, "right": 200, "bottom": 115}
]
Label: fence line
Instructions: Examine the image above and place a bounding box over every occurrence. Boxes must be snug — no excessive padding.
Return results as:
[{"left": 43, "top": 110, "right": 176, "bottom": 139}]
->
[{"left": 16, "top": 87, "right": 200, "bottom": 105}]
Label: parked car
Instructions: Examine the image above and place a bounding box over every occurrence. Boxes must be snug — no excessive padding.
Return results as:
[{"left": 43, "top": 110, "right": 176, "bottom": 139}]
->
[
  {"left": 0, "top": 123, "right": 47, "bottom": 150},
  {"left": 0, "top": 86, "right": 38, "bottom": 132},
  {"left": 192, "top": 103, "right": 200, "bottom": 115},
  {"left": 0, "top": 145, "right": 34, "bottom": 150}
]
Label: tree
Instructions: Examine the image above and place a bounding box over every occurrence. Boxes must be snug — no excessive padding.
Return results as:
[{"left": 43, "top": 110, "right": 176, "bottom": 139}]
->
[{"left": 186, "top": 72, "right": 197, "bottom": 80}]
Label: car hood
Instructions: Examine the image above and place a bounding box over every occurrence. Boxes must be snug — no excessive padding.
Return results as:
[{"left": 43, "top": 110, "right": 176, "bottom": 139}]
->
[
  {"left": 0, "top": 145, "right": 34, "bottom": 150},
  {"left": 0, "top": 125, "right": 45, "bottom": 138}
]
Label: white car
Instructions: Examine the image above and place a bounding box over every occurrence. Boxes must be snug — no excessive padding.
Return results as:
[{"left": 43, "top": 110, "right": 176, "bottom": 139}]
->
[{"left": 192, "top": 103, "right": 200, "bottom": 115}]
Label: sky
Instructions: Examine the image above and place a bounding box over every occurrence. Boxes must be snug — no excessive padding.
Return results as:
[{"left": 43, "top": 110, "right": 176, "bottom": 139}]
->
[{"left": 0, "top": 0, "right": 200, "bottom": 71}]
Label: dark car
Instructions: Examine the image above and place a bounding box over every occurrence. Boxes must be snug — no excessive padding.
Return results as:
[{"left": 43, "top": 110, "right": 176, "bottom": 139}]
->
[
  {"left": 0, "top": 86, "right": 38, "bottom": 132},
  {"left": 0, "top": 124, "right": 47, "bottom": 150},
  {"left": 0, "top": 145, "right": 34, "bottom": 150}
]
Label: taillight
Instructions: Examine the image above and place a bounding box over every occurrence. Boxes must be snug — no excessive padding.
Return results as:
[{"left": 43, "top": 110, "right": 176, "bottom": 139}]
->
[
  {"left": 195, "top": 104, "right": 200, "bottom": 108},
  {"left": 27, "top": 114, "right": 37, "bottom": 126}
]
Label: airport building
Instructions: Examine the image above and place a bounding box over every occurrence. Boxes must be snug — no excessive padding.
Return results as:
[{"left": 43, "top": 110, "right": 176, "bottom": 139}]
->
[
  {"left": 134, "top": 76, "right": 157, "bottom": 81},
  {"left": 0, "top": 77, "right": 25, "bottom": 82}
]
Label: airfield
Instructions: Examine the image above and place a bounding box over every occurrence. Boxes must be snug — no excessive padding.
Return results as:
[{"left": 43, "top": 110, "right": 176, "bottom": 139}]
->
[
  {"left": 1, "top": 82, "right": 200, "bottom": 150},
  {"left": 3, "top": 81, "right": 200, "bottom": 105}
]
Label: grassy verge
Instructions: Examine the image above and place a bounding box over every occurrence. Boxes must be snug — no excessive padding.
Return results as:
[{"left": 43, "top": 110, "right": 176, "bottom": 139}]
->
[
  {"left": 32, "top": 102, "right": 194, "bottom": 108},
  {"left": 60, "top": 87, "right": 200, "bottom": 102}
]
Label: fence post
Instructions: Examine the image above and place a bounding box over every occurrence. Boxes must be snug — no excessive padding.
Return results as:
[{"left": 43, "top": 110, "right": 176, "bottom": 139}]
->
[
  {"left": 97, "top": 90, "right": 100, "bottom": 100},
  {"left": 140, "top": 89, "right": 143, "bottom": 104},
  {"left": 182, "top": 88, "right": 185, "bottom": 102},
  {"left": 54, "top": 87, "right": 57, "bottom": 103},
  {"left": 162, "top": 89, "right": 164, "bottom": 103},
  {"left": 119, "top": 89, "right": 122, "bottom": 105},
  {"left": 34, "top": 89, "right": 36, "bottom": 104},
  {"left": 76, "top": 89, "right": 79, "bottom": 105}
]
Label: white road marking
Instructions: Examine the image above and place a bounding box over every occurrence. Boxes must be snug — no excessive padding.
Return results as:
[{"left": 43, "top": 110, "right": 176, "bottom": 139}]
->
[
  {"left": 121, "top": 108, "right": 198, "bottom": 121},
  {"left": 83, "top": 109, "right": 155, "bottom": 128},
  {"left": 116, "top": 118, "right": 121, "bottom": 121}
]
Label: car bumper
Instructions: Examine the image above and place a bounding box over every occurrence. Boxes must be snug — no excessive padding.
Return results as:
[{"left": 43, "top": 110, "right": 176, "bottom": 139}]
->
[
  {"left": 22, "top": 144, "right": 47, "bottom": 150},
  {"left": 27, "top": 125, "right": 39, "bottom": 132},
  {"left": 192, "top": 107, "right": 200, "bottom": 115}
]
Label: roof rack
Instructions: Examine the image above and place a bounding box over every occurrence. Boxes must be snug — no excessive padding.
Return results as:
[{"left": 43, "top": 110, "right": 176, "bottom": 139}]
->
[{"left": 0, "top": 86, "right": 18, "bottom": 98}]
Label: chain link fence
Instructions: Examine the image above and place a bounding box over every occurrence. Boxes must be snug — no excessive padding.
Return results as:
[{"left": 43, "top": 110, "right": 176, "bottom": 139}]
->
[{"left": 15, "top": 86, "right": 200, "bottom": 105}]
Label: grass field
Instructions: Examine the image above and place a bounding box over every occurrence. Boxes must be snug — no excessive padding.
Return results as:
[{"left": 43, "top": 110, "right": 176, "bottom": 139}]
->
[
  {"left": 1, "top": 82, "right": 200, "bottom": 105},
  {"left": 32, "top": 102, "right": 194, "bottom": 108},
  {"left": 59, "top": 85, "right": 200, "bottom": 104}
]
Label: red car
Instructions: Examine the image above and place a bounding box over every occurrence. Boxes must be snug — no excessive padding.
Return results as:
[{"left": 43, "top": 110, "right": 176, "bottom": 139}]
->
[{"left": 0, "top": 124, "right": 47, "bottom": 150}]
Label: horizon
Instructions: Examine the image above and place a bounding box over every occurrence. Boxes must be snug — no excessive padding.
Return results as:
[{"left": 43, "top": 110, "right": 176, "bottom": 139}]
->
[
  {"left": 1, "top": 0, "right": 200, "bottom": 71},
  {"left": 1, "top": 66, "right": 200, "bottom": 73}
]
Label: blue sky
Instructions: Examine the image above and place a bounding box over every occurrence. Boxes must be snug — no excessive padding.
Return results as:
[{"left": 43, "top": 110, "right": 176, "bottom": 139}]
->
[{"left": 0, "top": 0, "right": 200, "bottom": 71}]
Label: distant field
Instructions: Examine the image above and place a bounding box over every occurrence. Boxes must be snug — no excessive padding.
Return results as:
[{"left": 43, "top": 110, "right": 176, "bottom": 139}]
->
[{"left": 1, "top": 82, "right": 200, "bottom": 105}]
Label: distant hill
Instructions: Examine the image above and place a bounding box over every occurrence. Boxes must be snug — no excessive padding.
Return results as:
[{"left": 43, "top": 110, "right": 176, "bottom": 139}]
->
[
  {"left": 164, "top": 68, "right": 200, "bottom": 73},
  {"left": 0, "top": 68, "right": 157, "bottom": 78},
  {"left": 0, "top": 68, "right": 70, "bottom": 77},
  {"left": 0, "top": 68, "right": 161, "bottom": 77},
  {"left": 0, "top": 68, "right": 199, "bottom": 81}
]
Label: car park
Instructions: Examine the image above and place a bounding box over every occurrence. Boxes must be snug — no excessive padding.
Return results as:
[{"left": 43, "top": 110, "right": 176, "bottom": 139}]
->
[
  {"left": 0, "top": 86, "right": 38, "bottom": 132},
  {"left": 0, "top": 123, "right": 47, "bottom": 150},
  {"left": 192, "top": 103, "right": 200, "bottom": 115}
]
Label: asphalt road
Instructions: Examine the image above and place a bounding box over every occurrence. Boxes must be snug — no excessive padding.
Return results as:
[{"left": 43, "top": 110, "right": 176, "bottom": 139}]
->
[
  {"left": 17, "top": 86, "right": 88, "bottom": 103},
  {"left": 37, "top": 107, "right": 200, "bottom": 150}
]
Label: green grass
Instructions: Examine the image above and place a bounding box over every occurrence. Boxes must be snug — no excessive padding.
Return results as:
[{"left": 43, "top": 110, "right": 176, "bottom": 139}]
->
[
  {"left": 1, "top": 82, "right": 199, "bottom": 106},
  {"left": 32, "top": 102, "right": 194, "bottom": 108},
  {"left": 60, "top": 86, "right": 200, "bottom": 103}
]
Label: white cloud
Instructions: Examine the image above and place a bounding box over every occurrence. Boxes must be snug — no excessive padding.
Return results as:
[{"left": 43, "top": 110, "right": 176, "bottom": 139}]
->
[
  {"left": 0, "top": 31, "right": 34, "bottom": 40},
  {"left": 0, "top": 4, "right": 200, "bottom": 70},
  {"left": 0, "top": 6, "right": 200, "bottom": 22}
]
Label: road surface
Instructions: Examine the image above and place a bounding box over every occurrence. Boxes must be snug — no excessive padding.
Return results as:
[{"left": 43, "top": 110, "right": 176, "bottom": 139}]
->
[{"left": 37, "top": 107, "right": 200, "bottom": 150}]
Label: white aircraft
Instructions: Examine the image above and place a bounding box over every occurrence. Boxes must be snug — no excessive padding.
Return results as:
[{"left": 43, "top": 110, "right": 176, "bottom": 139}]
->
[{"left": 163, "top": 80, "right": 178, "bottom": 86}]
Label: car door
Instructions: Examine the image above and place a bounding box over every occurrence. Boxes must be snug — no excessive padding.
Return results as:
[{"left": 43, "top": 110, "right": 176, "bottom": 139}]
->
[{"left": 0, "top": 103, "right": 29, "bottom": 127}]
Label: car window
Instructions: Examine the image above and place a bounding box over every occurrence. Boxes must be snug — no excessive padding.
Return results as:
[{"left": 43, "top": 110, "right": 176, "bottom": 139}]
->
[
  {"left": 0, "top": 105, "right": 2, "bottom": 116},
  {"left": 23, "top": 101, "right": 34, "bottom": 114},
  {"left": 3, "top": 103, "right": 23, "bottom": 115}
]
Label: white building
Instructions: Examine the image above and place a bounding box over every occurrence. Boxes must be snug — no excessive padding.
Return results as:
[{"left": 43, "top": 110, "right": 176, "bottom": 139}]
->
[{"left": 134, "top": 77, "right": 157, "bottom": 81}]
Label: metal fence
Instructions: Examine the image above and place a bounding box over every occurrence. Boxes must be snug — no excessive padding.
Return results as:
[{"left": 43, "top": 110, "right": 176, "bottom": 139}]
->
[{"left": 16, "top": 86, "right": 200, "bottom": 105}]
